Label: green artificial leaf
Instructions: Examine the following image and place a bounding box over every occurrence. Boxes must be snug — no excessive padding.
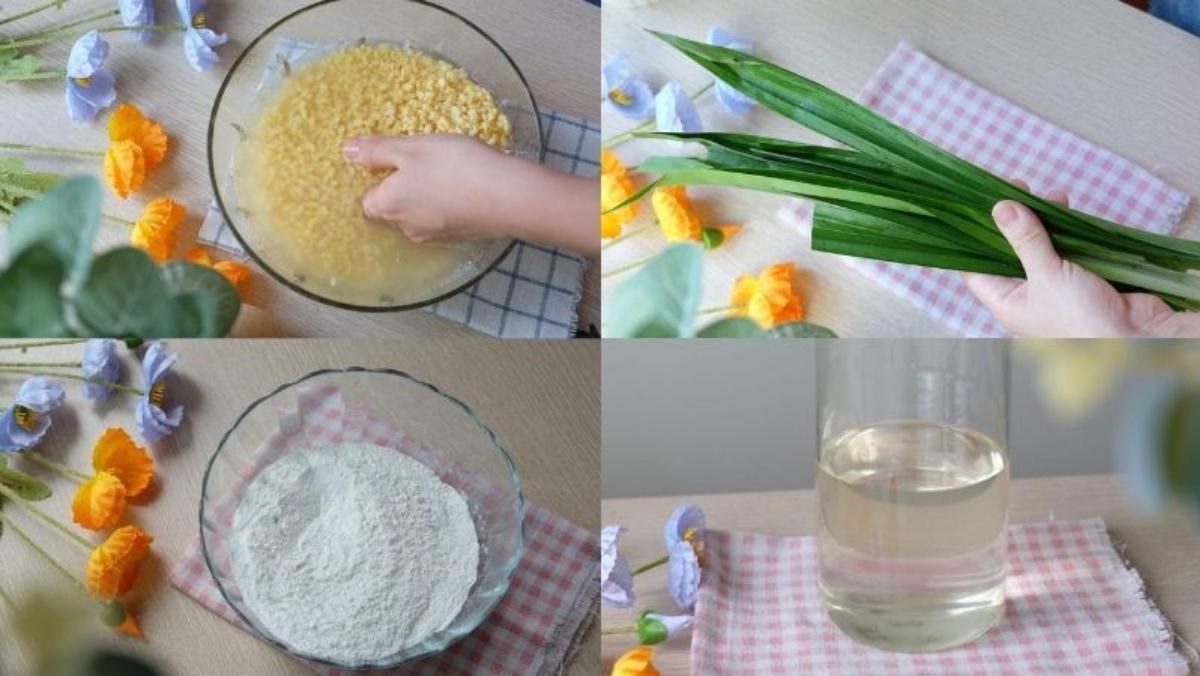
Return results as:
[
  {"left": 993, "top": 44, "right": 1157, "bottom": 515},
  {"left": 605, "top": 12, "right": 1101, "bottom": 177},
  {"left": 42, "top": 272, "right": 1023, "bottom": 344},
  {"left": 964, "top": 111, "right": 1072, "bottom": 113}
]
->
[
  {"left": 74, "top": 249, "right": 242, "bottom": 338},
  {"left": 8, "top": 175, "right": 103, "bottom": 286},
  {"left": 635, "top": 612, "right": 669, "bottom": 646},
  {"left": 0, "top": 245, "right": 69, "bottom": 338},
  {"left": 0, "top": 463, "right": 52, "bottom": 500},
  {"left": 695, "top": 317, "right": 766, "bottom": 338},
  {"left": 769, "top": 322, "right": 838, "bottom": 338},
  {"left": 0, "top": 49, "right": 40, "bottom": 82},
  {"left": 607, "top": 244, "right": 703, "bottom": 338}
]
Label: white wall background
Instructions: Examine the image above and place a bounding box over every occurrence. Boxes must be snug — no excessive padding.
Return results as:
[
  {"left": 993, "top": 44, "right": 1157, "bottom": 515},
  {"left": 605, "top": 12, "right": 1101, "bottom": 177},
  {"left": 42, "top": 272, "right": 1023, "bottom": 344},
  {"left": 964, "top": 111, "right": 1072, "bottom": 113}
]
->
[{"left": 601, "top": 340, "right": 1119, "bottom": 499}]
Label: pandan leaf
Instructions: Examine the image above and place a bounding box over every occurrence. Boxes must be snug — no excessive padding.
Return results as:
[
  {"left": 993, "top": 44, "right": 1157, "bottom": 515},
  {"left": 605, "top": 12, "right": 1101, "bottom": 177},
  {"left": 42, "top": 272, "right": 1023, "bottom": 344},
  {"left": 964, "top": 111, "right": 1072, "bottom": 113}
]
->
[{"left": 607, "top": 244, "right": 703, "bottom": 338}]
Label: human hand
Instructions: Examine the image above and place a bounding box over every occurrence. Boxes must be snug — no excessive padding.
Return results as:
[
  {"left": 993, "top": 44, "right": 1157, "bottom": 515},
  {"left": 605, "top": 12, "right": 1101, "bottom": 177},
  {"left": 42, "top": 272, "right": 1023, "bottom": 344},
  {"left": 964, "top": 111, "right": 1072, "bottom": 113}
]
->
[{"left": 963, "top": 186, "right": 1200, "bottom": 338}]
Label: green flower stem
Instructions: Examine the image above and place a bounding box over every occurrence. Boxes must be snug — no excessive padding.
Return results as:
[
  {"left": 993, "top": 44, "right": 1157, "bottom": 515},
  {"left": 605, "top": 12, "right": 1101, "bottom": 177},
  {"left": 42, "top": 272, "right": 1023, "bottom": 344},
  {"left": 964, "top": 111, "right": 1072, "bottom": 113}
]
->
[
  {"left": 600, "top": 624, "right": 637, "bottom": 636},
  {"left": 0, "top": 367, "right": 145, "bottom": 396},
  {"left": 22, "top": 452, "right": 89, "bottom": 484},
  {"left": 0, "top": 7, "right": 116, "bottom": 47},
  {"left": 0, "top": 361, "right": 82, "bottom": 368},
  {"left": 0, "top": 142, "right": 103, "bottom": 159},
  {"left": 0, "top": 581, "right": 15, "bottom": 610},
  {"left": 0, "top": 509, "right": 87, "bottom": 590},
  {"left": 632, "top": 554, "right": 669, "bottom": 575},
  {"left": 0, "top": 485, "right": 93, "bottom": 552},
  {"left": 602, "top": 255, "right": 654, "bottom": 279},
  {"left": 602, "top": 82, "right": 715, "bottom": 149},
  {"left": 104, "top": 213, "right": 135, "bottom": 227},
  {"left": 0, "top": 0, "right": 73, "bottom": 29},
  {"left": 602, "top": 225, "right": 652, "bottom": 251},
  {"left": 97, "top": 23, "right": 185, "bottom": 36},
  {"left": 696, "top": 305, "right": 735, "bottom": 316},
  {"left": 2, "top": 70, "right": 67, "bottom": 82},
  {"left": 0, "top": 339, "right": 86, "bottom": 351}
]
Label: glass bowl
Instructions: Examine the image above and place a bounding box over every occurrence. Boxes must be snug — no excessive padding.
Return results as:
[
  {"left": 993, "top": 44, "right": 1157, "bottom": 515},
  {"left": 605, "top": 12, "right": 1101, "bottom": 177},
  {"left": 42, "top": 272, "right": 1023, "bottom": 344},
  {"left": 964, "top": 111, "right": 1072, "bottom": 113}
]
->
[
  {"left": 208, "top": 0, "right": 543, "bottom": 312},
  {"left": 199, "top": 368, "right": 525, "bottom": 669}
]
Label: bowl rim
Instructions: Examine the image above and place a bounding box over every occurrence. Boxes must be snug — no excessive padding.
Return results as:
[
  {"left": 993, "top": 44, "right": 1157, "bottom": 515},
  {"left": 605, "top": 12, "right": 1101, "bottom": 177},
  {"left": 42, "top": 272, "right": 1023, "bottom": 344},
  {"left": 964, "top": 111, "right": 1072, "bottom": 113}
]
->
[
  {"left": 198, "top": 366, "right": 527, "bottom": 670},
  {"left": 206, "top": 0, "right": 544, "bottom": 313}
]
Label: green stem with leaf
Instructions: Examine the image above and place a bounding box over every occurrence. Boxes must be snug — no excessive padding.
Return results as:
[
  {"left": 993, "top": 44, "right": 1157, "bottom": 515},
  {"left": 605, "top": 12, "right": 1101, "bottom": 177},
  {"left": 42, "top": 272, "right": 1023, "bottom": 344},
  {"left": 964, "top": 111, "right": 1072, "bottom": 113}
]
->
[
  {"left": 0, "top": 339, "right": 86, "bottom": 352},
  {"left": 21, "top": 452, "right": 89, "bottom": 484},
  {"left": 0, "top": 7, "right": 116, "bottom": 47},
  {"left": 0, "top": 367, "right": 144, "bottom": 396},
  {"left": 0, "top": 485, "right": 93, "bottom": 552},
  {"left": 0, "top": 142, "right": 103, "bottom": 159},
  {"left": 602, "top": 255, "right": 654, "bottom": 279},
  {"left": 602, "top": 225, "right": 652, "bottom": 251},
  {"left": 602, "top": 82, "right": 715, "bottom": 149},
  {"left": 0, "top": 0, "right": 73, "bottom": 29},
  {"left": 0, "top": 510, "right": 87, "bottom": 590}
]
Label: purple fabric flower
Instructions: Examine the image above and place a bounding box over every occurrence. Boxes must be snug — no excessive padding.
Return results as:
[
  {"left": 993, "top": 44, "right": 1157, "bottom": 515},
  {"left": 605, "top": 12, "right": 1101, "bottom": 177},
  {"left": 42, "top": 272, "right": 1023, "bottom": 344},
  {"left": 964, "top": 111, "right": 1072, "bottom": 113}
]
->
[
  {"left": 176, "top": 0, "right": 227, "bottom": 72},
  {"left": 65, "top": 31, "right": 117, "bottom": 123},
  {"left": 82, "top": 339, "right": 120, "bottom": 401},
  {"left": 135, "top": 342, "right": 183, "bottom": 443},
  {"left": 664, "top": 503, "right": 706, "bottom": 552},
  {"left": 706, "top": 27, "right": 756, "bottom": 116},
  {"left": 655, "top": 81, "right": 703, "bottom": 135},
  {"left": 666, "top": 540, "right": 701, "bottom": 612},
  {"left": 601, "top": 54, "right": 654, "bottom": 121},
  {"left": 636, "top": 611, "right": 693, "bottom": 645},
  {"left": 601, "top": 524, "right": 636, "bottom": 608},
  {"left": 118, "top": 0, "right": 157, "bottom": 43},
  {"left": 0, "top": 378, "right": 66, "bottom": 452}
]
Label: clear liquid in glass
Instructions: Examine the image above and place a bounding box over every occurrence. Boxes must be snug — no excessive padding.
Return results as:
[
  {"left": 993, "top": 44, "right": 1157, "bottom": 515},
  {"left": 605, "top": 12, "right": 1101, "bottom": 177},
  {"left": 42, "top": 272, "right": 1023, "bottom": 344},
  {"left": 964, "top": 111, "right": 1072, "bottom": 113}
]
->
[{"left": 817, "top": 420, "right": 1009, "bottom": 652}]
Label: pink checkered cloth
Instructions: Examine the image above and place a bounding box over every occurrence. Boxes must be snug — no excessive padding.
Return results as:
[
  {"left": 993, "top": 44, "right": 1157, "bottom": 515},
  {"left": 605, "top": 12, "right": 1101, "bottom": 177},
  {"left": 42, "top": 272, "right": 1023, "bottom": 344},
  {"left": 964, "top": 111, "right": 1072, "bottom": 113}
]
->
[
  {"left": 170, "top": 384, "right": 598, "bottom": 676},
  {"left": 691, "top": 518, "right": 1189, "bottom": 674},
  {"left": 779, "top": 42, "right": 1192, "bottom": 337}
]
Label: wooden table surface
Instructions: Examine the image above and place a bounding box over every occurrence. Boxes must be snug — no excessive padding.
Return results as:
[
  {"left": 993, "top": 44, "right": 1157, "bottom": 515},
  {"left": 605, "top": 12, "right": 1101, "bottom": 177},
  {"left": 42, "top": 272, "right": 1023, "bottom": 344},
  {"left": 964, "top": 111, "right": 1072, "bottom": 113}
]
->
[
  {"left": 600, "top": 0, "right": 1200, "bottom": 338},
  {"left": 601, "top": 475, "right": 1200, "bottom": 674},
  {"left": 0, "top": 339, "right": 600, "bottom": 675},
  {"left": 0, "top": 0, "right": 599, "bottom": 337}
]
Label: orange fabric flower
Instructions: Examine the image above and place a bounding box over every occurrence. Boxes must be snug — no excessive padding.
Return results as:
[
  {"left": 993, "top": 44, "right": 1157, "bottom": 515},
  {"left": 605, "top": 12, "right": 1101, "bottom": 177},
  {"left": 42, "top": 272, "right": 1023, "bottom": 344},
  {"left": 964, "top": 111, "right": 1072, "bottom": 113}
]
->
[
  {"left": 601, "top": 149, "right": 639, "bottom": 239},
  {"left": 86, "top": 525, "right": 153, "bottom": 600},
  {"left": 71, "top": 470, "right": 127, "bottom": 531},
  {"left": 729, "top": 262, "right": 805, "bottom": 329},
  {"left": 187, "top": 247, "right": 254, "bottom": 300},
  {"left": 651, "top": 186, "right": 702, "bottom": 242},
  {"left": 612, "top": 646, "right": 659, "bottom": 676},
  {"left": 130, "top": 198, "right": 186, "bottom": 263},
  {"left": 109, "top": 103, "right": 168, "bottom": 170},
  {"left": 92, "top": 427, "right": 154, "bottom": 498},
  {"left": 103, "top": 139, "right": 145, "bottom": 199}
]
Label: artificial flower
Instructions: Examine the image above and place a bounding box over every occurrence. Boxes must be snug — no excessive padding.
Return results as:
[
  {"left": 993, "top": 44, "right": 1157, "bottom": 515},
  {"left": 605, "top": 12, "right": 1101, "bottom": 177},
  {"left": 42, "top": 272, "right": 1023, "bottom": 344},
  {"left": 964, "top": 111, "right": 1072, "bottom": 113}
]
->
[
  {"left": 601, "top": 525, "right": 635, "bottom": 608},
  {"left": 652, "top": 186, "right": 702, "bottom": 242},
  {"left": 130, "top": 198, "right": 186, "bottom": 262},
  {"left": 601, "top": 54, "right": 654, "bottom": 121},
  {"left": 103, "top": 140, "right": 145, "bottom": 199},
  {"left": 666, "top": 540, "right": 701, "bottom": 612},
  {"left": 601, "top": 149, "right": 639, "bottom": 239},
  {"left": 86, "top": 525, "right": 153, "bottom": 599},
  {"left": 92, "top": 427, "right": 154, "bottom": 498},
  {"left": 118, "top": 0, "right": 156, "bottom": 42},
  {"left": 707, "top": 28, "right": 756, "bottom": 116},
  {"left": 102, "top": 600, "right": 145, "bottom": 638},
  {"left": 176, "top": 0, "right": 228, "bottom": 72},
  {"left": 82, "top": 339, "right": 120, "bottom": 401},
  {"left": 730, "top": 262, "right": 805, "bottom": 329},
  {"left": 663, "top": 504, "right": 707, "bottom": 567},
  {"left": 186, "top": 247, "right": 254, "bottom": 300},
  {"left": 109, "top": 103, "right": 168, "bottom": 170},
  {"left": 636, "top": 611, "right": 694, "bottom": 645},
  {"left": 135, "top": 342, "right": 183, "bottom": 444},
  {"left": 654, "top": 81, "right": 703, "bottom": 134},
  {"left": 64, "top": 31, "right": 117, "bottom": 123},
  {"left": 612, "top": 646, "right": 659, "bottom": 676},
  {"left": 0, "top": 378, "right": 66, "bottom": 451},
  {"left": 701, "top": 225, "right": 742, "bottom": 251},
  {"left": 72, "top": 470, "right": 127, "bottom": 531}
]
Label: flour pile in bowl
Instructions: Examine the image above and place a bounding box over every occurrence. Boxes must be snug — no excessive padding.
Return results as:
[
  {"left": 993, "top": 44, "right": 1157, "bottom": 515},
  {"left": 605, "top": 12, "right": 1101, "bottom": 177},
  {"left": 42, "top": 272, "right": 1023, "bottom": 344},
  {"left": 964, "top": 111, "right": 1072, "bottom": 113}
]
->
[{"left": 230, "top": 442, "right": 479, "bottom": 663}]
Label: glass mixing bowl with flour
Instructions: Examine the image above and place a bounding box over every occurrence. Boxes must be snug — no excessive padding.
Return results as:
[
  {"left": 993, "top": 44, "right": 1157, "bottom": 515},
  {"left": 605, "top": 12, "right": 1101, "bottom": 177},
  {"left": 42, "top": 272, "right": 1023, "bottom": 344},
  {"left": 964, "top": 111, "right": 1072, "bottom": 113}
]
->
[
  {"left": 208, "top": 0, "right": 544, "bottom": 311},
  {"left": 199, "top": 368, "right": 524, "bottom": 669}
]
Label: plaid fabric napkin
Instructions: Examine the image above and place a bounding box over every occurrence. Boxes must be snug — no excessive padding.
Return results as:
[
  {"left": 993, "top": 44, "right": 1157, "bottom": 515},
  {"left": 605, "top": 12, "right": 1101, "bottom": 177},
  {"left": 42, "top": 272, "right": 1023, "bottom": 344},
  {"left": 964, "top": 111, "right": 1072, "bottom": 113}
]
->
[
  {"left": 779, "top": 42, "right": 1192, "bottom": 337},
  {"left": 692, "top": 518, "right": 1189, "bottom": 675},
  {"left": 198, "top": 38, "right": 596, "bottom": 338},
  {"left": 170, "top": 383, "right": 598, "bottom": 675}
]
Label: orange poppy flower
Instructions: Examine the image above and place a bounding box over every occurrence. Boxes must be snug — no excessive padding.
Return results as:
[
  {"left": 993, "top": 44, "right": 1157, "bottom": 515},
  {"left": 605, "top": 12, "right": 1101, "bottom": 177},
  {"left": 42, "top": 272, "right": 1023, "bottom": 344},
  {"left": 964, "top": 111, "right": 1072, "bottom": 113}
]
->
[
  {"left": 71, "top": 470, "right": 127, "bottom": 531},
  {"left": 109, "top": 103, "right": 168, "bottom": 170},
  {"left": 651, "top": 186, "right": 702, "bottom": 243},
  {"left": 130, "top": 198, "right": 186, "bottom": 263},
  {"left": 86, "top": 525, "right": 153, "bottom": 600},
  {"left": 729, "top": 262, "right": 805, "bottom": 329},
  {"left": 92, "top": 427, "right": 154, "bottom": 498},
  {"left": 186, "top": 247, "right": 254, "bottom": 300},
  {"left": 103, "top": 139, "right": 145, "bottom": 199},
  {"left": 601, "top": 149, "right": 639, "bottom": 239},
  {"left": 612, "top": 646, "right": 659, "bottom": 676}
]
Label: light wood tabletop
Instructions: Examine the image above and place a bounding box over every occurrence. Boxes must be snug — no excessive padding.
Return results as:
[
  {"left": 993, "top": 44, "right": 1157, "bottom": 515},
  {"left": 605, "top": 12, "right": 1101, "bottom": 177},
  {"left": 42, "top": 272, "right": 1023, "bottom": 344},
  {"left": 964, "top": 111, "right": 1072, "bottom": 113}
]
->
[
  {"left": 601, "top": 0, "right": 1200, "bottom": 338},
  {"left": 0, "top": 339, "right": 600, "bottom": 674},
  {"left": 0, "top": 0, "right": 599, "bottom": 337},
  {"left": 600, "top": 475, "right": 1200, "bottom": 674}
]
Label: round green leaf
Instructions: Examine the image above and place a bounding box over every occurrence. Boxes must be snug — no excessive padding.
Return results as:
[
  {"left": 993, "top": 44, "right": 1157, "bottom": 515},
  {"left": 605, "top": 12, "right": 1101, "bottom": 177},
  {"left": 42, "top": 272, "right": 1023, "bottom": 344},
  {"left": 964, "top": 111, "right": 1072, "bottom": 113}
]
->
[
  {"left": 73, "top": 248, "right": 171, "bottom": 338},
  {"left": 160, "top": 261, "right": 241, "bottom": 337},
  {"left": 696, "top": 317, "right": 766, "bottom": 338},
  {"left": 768, "top": 322, "right": 838, "bottom": 338},
  {"left": 8, "top": 175, "right": 102, "bottom": 285},
  {"left": 607, "top": 244, "right": 704, "bottom": 338},
  {"left": 0, "top": 245, "right": 69, "bottom": 337}
]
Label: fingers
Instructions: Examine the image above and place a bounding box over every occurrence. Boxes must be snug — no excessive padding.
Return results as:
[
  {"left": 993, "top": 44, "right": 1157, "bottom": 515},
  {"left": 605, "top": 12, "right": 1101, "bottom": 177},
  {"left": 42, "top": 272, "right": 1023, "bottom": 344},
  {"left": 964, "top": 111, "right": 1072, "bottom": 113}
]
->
[
  {"left": 962, "top": 271, "right": 1025, "bottom": 322},
  {"left": 992, "top": 200, "right": 1063, "bottom": 280},
  {"left": 343, "top": 135, "right": 411, "bottom": 169}
]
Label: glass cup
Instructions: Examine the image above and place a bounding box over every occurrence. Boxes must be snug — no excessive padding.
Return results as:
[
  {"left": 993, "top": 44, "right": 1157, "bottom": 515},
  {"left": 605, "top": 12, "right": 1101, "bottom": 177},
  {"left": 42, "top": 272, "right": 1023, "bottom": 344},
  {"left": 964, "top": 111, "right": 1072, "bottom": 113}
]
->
[{"left": 815, "top": 340, "right": 1010, "bottom": 652}]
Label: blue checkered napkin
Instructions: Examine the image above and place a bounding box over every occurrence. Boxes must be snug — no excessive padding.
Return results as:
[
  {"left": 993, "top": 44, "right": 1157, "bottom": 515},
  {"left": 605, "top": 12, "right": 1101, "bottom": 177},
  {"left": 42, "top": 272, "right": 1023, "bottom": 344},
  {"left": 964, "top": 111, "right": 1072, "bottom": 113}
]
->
[{"left": 198, "top": 40, "right": 596, "bottom": 338}]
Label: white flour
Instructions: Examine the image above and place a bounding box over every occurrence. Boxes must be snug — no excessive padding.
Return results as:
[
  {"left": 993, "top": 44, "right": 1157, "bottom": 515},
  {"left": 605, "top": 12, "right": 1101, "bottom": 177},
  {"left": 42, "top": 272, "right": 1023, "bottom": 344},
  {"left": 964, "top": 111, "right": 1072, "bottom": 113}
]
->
[{"left": 230, "top": 442, "right": 478, "bottom": 663}]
